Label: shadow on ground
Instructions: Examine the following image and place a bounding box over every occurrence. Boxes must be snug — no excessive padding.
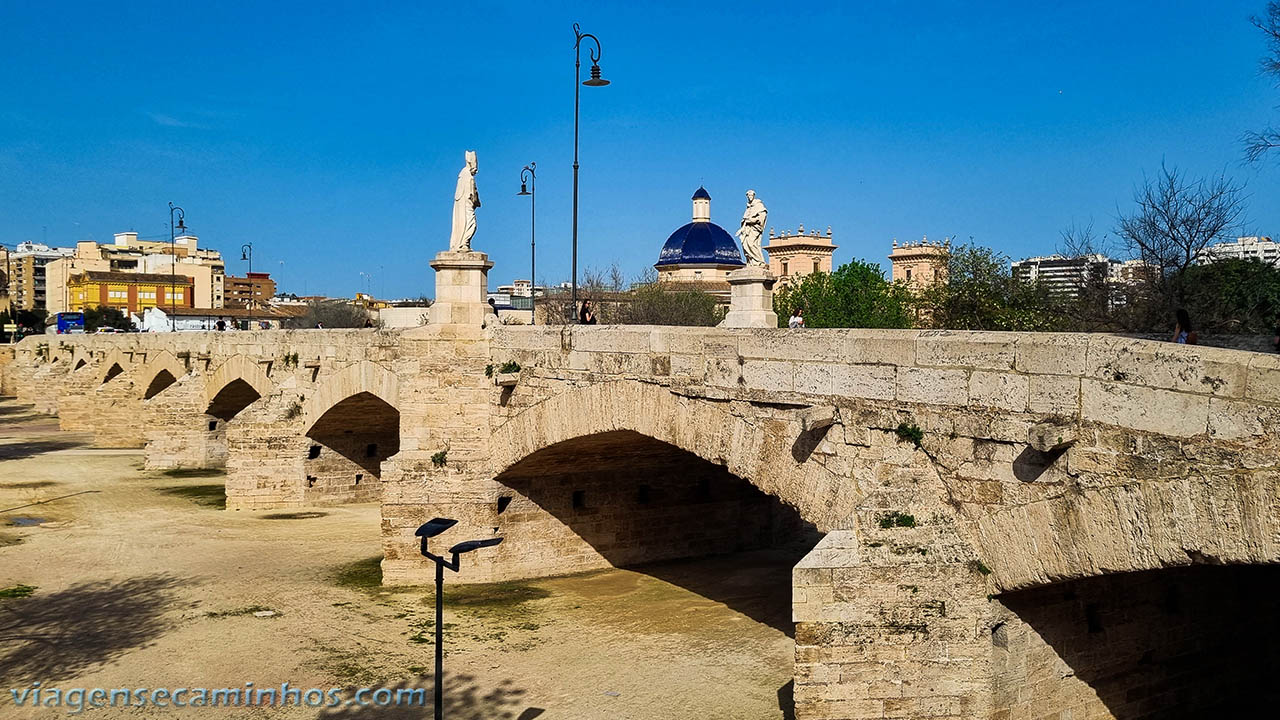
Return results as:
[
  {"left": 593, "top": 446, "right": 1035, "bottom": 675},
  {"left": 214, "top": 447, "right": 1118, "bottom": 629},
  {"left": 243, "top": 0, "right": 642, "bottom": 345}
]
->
[
  {"left": 0, "top": 438, "right": 85, "bottom": 460},
  {"left": 315, "top": 675, "right": 542, "bottom": 720},
  {"left": 632, "top": 543, "right": 813, "bottom": 638},
  {"left": 0, "top": 575, "right": 183, "bottom": 684}
]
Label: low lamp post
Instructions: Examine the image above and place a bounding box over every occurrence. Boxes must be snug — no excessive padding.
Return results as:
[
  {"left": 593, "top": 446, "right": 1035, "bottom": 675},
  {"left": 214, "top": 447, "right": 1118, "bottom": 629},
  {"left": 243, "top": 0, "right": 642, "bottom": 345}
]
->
[
  {"left": 517, "top": 162, "right": 536, "bottom": 324},
  {"left": 415, "top": 518, "right": 503, "bottom": 720}
]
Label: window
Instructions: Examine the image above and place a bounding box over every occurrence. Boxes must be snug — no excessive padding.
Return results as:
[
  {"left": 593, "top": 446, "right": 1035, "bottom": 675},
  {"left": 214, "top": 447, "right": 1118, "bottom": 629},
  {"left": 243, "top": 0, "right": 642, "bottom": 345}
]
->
[
  {"left": 781, "top": 262, "right": 788, "bottom": 275},
  {"left": 572, "top": 490, "right": 585, "bottom": 509},
  {"left": 308, "top": 445, "right": 321, "bottom": 459},
  {"left": 906, "top": 268, "right": 913, "bottom": 281},
  {"left": 813, "top": 260, "right": 821, "bottom": 273},
  {"left": 365, "top": 443, "right": 378, "bottom": 457}
]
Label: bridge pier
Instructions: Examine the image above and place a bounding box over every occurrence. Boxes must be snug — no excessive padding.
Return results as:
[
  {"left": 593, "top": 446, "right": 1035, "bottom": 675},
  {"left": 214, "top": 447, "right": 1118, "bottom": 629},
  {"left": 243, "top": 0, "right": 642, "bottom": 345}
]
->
[
  {"left": 225, "top": 387, "right": 310, "bottom": 510},
  {"left": 144, "top": 373, "right": 223, "bottom": 470}
]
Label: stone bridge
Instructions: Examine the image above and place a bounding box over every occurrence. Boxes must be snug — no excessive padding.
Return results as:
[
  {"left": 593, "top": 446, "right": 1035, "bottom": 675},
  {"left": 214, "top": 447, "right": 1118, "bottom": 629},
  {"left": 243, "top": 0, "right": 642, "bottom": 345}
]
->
[{"left": 4, "top": 324, "right": 1279, "bottom": 719}]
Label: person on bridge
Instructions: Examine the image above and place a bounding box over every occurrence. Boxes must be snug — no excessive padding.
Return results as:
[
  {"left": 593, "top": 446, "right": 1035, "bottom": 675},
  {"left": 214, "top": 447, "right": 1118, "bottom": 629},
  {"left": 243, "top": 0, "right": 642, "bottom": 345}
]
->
[
  {"left": 789, "top": 307, "right": 805, "bottom": 329},
  {"left": 1172, "top": 309, "right": 1197, "bottom": 345},
  {"left": 579, "top": 300, "right": 597, "bottom": 325}
]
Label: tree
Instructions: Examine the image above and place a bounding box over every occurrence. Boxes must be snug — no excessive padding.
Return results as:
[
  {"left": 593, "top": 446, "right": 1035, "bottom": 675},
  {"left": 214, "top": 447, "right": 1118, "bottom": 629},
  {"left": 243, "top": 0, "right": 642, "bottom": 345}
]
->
[
  {"left": 539, "top": 264, "right": 626, "bottom": 325},
  {"left": 284, "top": 300, "right": 373, "bottom": 329},
  {"left": 773, "top": 260, "right": 915, "bottom": 329},
  {"left": 615, "top": 281, "right": 722, "bottom": 326},
  {"left": 1247, "top": 2, "right": 1280, "bottom": 162},
  {"left": 921, "top": 244, "right": 1063, "bottom": 331},
  {"left": 1180, "top": 258, "right": 1280, "bottom": 333},
  {"left": 83, "top": 306, "right": 132, "bottom": 332},
  {"left": 1114, "top": 164, "right": 1247, "bottom": 312}
]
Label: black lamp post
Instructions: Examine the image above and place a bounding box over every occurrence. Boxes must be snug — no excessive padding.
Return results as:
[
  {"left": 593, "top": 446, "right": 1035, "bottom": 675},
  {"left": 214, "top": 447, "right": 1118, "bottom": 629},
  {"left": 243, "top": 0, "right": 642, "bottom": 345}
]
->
[
  {"left": 415, "top": 518, "right": 503, "bottom": 720},
  {"left": 572, "top": 22, "right": 609, "bottom": 323},
  {"left": 168, "top": 203, "right": 186, "bottom": 332},
  {"left": 240, "top": 243, "right": 253, "bottom": 275},
  {"left": 517, "top": 162, "right": 536, "bottom": 325}
]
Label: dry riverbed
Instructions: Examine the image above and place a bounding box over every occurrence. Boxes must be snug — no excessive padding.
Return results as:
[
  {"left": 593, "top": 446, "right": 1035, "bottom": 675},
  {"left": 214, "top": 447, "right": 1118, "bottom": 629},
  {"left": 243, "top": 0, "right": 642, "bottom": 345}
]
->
[{"left": 0, "top": 399, "right": 797, "bottom": 719}]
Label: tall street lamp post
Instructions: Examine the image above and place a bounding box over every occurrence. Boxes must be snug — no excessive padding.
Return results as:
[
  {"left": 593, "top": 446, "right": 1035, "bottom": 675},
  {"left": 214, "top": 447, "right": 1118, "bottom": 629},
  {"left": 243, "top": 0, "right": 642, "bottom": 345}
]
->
[
  {"left": 168, "top": 203, "right": 186, "bottom": 332},
  {"left": 517, "top": 162, "right": 536, "bottom": 324},
  {"left": 415, "top": 518, "right": 503, "bottom": 720},
  {"left": 572, "top": 22, "right": 609, "bottom": 322}
]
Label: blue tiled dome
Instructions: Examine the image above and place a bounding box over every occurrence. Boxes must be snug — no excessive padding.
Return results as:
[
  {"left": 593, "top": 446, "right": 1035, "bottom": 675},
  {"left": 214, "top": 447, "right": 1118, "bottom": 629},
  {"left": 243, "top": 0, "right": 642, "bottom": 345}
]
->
[{"left": 656, "top": 221, "right": 744, "bottom": 267}]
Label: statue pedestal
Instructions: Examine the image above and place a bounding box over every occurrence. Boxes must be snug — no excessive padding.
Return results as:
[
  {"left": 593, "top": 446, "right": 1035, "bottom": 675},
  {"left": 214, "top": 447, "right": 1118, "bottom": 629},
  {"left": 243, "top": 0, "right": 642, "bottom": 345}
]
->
[
  {"left": 429, "top": 250, "right": 494, "bottom": 326},
  {"left": 720, "top": 265, "right": 778, "bottom": 328}
]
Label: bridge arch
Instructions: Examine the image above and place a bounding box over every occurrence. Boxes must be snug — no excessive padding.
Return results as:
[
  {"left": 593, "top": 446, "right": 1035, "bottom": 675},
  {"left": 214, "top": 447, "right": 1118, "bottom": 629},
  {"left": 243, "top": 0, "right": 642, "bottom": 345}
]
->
[
  {"left": 97, "top": 349, "right": 130, "bottom": 385},
  {"left": 488, "top": 379, "right": 856, "bottom": 532},
  {"left": 302, "top": 361, "right": 399, "bottom": 431},
  {"left": 300, "top": 361, "right": 400, "bottom": 502},
  {"left": 139, "top": 350, "right": 187, "bottom": 400},
  {"left": 204, "top": 355, "right": 273, "bottom": 421},
  {"left": 972, "top": 473, "right": 1280, "bottom": 593}
]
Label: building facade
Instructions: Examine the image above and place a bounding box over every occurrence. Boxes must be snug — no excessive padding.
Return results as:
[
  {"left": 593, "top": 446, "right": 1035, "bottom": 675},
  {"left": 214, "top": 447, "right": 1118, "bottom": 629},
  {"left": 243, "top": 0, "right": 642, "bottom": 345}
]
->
[
  {"left": 44, "top": 232, "right": 226, "bottom": 314},
  {"left": 764, "top": 225, "right": 837, "bottom": 289},
  {"left": 1011, "top": 254, "right": 1114, "bottom": 300},
  {"left": 1198, "top": 236, "right": 1280, "bottom": 266},
  {"left": 224, "top": 272, "right": 276, "bottom": 309},
  {"left": 888, "top": 238, "right": 950, "bottom": 290},
  {"left": 4, "top": 241, "right": 75, "bottom": 311},
  {"left": 67, "top": 270, "right": 193, "bottom": 314}
]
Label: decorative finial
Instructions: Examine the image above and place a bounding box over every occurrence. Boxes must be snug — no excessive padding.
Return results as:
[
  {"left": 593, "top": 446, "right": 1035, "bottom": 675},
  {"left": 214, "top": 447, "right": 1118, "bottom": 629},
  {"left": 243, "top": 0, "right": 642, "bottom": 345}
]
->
[{"left": 798, "top": 223, "right": 805, "bottom": 233}]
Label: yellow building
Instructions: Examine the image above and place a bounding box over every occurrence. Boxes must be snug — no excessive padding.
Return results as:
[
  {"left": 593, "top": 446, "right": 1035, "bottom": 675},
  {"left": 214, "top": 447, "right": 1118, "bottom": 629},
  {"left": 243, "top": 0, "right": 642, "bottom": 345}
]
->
[
  {"left": 888, "top": 237, "right": 950, "bottom": 290},
  {"left": 67, "top": 271, "right": 192, "bottom": 314}
]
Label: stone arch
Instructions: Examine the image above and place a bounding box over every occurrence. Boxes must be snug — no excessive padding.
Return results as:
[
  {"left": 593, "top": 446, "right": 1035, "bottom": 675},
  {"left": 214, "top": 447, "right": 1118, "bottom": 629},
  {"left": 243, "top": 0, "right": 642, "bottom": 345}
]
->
[
  {"left": 302, "top": 361, "right": 399, "bottom": 431},
  {"left": 970, "top": 473, "right": 1280, "bottom": 594},
  {"left": 139, "top": 350, "right": 187, "bottom": 400},
  {"left": 488, "top": 379, "right": 855, "bottom": 532},
  {"left": 97, "top": 349, "right": 130, "bottom": 385},
  {"left": 300, "top": 362, "right": 401, "bottom": 504},
  {"left": 203, "top": 354, "right": 273, "bottom": 414}
]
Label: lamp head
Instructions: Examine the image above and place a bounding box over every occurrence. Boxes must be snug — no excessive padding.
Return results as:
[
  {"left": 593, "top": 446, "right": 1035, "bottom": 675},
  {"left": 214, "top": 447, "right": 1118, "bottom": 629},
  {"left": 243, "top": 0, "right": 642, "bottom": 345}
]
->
[
  {"left": 518, "top": 182, "right": 530, "bottom": 196},
  {"left": 583, "top": 64, "right": 609, "bottom": 87},
  {"left": 176, "top": 218, "right": 186, "bottom": 233},
  {"left": 448, "top": 537, "right": 503, "bottom": 555},
  {"left": 415, "top": 518, "right": 459, "bottom": 539}
]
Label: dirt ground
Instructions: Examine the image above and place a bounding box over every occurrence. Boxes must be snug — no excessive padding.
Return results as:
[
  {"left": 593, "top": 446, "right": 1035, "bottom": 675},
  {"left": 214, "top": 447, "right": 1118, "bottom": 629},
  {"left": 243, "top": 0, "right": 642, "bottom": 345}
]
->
[{"left": 0, "top": 399, "right": 798, "bottom": 719}]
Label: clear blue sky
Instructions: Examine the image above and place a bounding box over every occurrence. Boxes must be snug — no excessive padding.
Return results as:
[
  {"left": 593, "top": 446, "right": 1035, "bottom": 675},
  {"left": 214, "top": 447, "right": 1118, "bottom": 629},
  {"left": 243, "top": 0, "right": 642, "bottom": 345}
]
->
[{"left": 3, "top": 0, "right": 1279, "bottom": 298}]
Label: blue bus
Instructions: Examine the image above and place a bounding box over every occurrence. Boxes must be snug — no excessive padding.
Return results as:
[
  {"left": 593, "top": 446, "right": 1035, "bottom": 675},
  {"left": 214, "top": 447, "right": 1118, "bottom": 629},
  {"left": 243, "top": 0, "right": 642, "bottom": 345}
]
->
[{"left": 55, "top": 312, "right": 85, "bottom": 334}]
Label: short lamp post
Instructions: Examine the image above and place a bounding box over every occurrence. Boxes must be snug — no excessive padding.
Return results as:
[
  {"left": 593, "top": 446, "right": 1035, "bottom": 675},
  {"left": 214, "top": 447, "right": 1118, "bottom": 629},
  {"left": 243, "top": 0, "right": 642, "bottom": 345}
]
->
[
  {"left": 517, "top": 162, "right": 536, "bottom": 324},
  {"left": 415, "top": 518, "right": 503, "bottom": 720}
]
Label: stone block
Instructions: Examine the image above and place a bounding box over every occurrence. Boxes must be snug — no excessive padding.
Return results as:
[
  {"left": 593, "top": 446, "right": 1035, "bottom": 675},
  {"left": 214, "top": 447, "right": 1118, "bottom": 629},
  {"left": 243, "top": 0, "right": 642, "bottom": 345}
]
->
[
  {"left": 842, "top": 330, "right": 919, "bottom": 366},
  {"left": 1084, "top": 335, "right": 1248, "bottom": 398},
  {"left": 897, "top": 367, "right": 968, "bottom": 406},
  {"left": 1247, "top": 353, "right": 1280, "bottom": 405},
  {"left": 833, "top": 364, "right": 896, "bottom": 401},
  {"left": 1014, "top": 333, "right": 1088, "bottom": 376},
  {"left": 968, "top": 371, "right": 1029, "bottom": 412},
  {"left": 1028, "top": 375, "right": 1080, "bottom": 416},
  {"left": 1081, "top": 379, "right": 1209, "bottom": 437},
  {"left": 916, "top": 330, "right": 1018, "bottom": 370}
]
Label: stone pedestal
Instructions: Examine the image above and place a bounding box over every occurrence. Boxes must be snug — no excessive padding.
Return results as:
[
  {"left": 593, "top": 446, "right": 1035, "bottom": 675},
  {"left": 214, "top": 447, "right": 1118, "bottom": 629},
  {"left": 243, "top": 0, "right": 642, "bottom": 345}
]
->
[
  {"left": 429, "top": 250, "right": 494, "bottom": 326},
  {"left": 720, "top": 265, "right": 778, "bottom": 328}
]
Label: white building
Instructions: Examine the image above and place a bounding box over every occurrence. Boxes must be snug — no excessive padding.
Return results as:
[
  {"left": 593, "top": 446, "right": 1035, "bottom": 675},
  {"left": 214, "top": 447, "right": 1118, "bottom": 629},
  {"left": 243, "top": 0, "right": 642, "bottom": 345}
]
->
[{"left": 1198, "top": 236, "right": 1280, "bottom": 266}]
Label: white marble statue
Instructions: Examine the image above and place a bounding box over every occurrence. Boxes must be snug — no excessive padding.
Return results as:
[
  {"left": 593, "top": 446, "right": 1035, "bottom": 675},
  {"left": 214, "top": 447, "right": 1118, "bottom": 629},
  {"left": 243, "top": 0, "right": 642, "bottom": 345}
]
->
[
  {"left": 736, "top": 189, "right": 768, "bottom": 266},
  {"left": 449, "top": 150, "right": 481, "bottom": 252}
]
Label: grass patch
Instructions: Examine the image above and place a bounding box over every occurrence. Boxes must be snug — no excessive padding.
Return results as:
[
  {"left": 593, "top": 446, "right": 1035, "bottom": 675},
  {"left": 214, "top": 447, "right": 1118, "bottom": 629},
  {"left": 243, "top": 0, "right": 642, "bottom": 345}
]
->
[
  {"left": 158, "top": 484, "right": 226, "bottom": 509},
  {"left": 430, "top": 450, "right": 447, "bottom": 468},
  {"left": 204, "top": 605, "right": 278, "bottom": 618},
  {"left": 334, "top": 556, "right": 383, "bottom": 591},
  {"left": 161, "top": 467, "right": 225, "bottom": 479},
  {"left": 4, "top": 481, "right": 57, "bottom": 489},
  {"left": 878, "top": 511, "right": 917, "bottom": 529},
  {"left": 0, "top": 584, "right": 36, "bottom": 599},
  {"left": 895, "top": 422, "right": 924, "bottom": 448},
  {"left": 442, "top": 582, "right": 552, "bottom": 609}
]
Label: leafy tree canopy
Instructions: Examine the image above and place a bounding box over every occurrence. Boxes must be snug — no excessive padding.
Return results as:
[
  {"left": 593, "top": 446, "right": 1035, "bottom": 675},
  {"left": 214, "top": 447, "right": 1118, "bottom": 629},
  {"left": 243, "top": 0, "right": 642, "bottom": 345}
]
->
[{"left": 773, "top": 260, "right": 914, "bottom": 329}]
